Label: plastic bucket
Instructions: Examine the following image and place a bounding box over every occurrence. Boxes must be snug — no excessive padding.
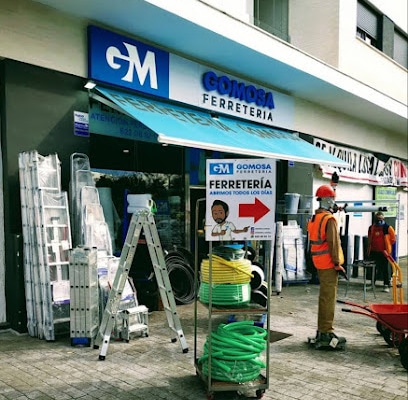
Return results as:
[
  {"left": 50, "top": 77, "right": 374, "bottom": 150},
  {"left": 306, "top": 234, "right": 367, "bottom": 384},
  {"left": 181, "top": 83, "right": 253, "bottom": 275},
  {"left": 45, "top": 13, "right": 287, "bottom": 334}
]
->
[
  {"left": 299, "top": 195, "right": 313, "bottom": 214},
  {"left": 284, "top": 193, "right": 300, "bottom": 214},
  {"left": 127, "top": 194, "right": 153, "bottom": 213}
]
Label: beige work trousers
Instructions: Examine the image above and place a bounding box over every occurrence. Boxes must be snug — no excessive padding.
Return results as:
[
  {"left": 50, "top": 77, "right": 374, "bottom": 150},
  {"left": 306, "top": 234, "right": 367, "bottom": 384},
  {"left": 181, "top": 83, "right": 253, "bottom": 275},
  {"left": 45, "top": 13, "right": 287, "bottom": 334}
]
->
[{"left": 317, "top": 268, "right": 338, "bottom": 333}]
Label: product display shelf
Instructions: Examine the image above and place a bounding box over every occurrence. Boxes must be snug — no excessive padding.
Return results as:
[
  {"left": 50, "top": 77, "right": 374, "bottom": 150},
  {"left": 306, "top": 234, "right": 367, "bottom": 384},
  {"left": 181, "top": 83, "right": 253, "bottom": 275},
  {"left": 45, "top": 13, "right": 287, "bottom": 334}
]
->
[
  {"left": 193, "top": 199, "right": 270, "bottom": 399},
  {"left": 193, "top": 247, "right": 270, "bottom": 399}
]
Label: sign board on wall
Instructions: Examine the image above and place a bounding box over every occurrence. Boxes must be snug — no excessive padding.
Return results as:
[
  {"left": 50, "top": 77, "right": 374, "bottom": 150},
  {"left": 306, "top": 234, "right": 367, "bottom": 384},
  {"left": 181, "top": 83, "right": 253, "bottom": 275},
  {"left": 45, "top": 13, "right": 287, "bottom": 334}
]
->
[
  {"left": 314, "top": 138, "right": 408, "bottom": 187},
  {"left": 74, "top": 111, "right": 89, "bottom": 137},
  {"left": 205, "top": 158, "right": 276, "bottom": 241},
  {"left": 375, "top": 186, "right": 397, "bottom": 217},
  {"left": 87, "top": 25, "right": 294, "bottom": 129}
]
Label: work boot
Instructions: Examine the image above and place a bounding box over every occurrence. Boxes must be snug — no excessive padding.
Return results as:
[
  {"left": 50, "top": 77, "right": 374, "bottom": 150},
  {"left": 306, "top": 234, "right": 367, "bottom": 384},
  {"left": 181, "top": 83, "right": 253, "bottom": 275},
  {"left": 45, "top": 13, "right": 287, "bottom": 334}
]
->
[
  {"left": 307, "top": 330, "right": 319, "bottom": 344},
  {"left": 310, "top": 331, "right": 346, "bottom": 350}
]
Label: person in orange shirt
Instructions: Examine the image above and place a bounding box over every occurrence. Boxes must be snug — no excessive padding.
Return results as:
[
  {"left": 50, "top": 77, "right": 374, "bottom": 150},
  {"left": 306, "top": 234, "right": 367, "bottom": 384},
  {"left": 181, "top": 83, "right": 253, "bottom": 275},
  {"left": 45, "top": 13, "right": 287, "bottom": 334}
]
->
[{"left": 367, "top": 211, "right": 396, "bottom": 293}]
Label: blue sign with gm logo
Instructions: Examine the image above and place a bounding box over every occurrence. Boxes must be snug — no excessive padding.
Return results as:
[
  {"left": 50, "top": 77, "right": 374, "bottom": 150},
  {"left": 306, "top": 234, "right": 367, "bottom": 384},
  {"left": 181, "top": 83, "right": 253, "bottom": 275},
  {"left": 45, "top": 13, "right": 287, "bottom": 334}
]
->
[
  {"left": 209, "top": 162, "right": 234, "bottom": 175},
  {"left": 88, "top": 25, "right": 170, "bottom": 98}
]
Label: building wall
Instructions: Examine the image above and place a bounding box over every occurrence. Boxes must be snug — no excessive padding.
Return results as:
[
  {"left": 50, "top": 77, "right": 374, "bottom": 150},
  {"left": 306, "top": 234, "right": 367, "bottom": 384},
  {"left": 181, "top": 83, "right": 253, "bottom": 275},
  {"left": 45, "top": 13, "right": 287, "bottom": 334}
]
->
[
  {"left": 1, "top": 0, "right": 405, "bottom": 152},
  {"left": 200, "top": 0, "right": 253, "bottom": 23},
  {"left": 287, "top": 0, "right": 407, "bottom": 104},
  {"left": 289, "top": 0, "right": 340, "bottom": 67},
  {"left": 338, "top": 1, "right": 407, "bottom": 105},
  {"left": 0, "top": 59, "right": 89, "bottom": 328},
  {"left": 0, "top": 0, "right": 87, "bottom": 77},
  {"left": 370, "top": 0, "right": 407, "bottom": 29},
  {"left": 293, "top": 98, "right": 407, "bottom": 160}
]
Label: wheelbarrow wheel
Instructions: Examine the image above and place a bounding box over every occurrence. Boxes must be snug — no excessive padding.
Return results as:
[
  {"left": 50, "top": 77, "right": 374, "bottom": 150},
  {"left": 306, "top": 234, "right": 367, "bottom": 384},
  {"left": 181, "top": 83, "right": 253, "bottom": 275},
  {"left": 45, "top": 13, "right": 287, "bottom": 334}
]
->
[
  {"left": 376, "top": 321, "right": 386, "bottom": 335},
  {"left": 398, "top": 337, "right": 408, "bottom": 370},
  {"left": 382, "top": 328, "right": 404, "bottom": 348}
]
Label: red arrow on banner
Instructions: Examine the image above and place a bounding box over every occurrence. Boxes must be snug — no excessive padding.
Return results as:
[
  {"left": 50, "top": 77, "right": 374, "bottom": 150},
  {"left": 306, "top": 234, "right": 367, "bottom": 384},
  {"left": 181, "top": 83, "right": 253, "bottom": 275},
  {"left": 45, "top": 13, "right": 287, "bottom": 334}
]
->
[{"left": 239, "top": 198, "right": 270, "bottom": 223}]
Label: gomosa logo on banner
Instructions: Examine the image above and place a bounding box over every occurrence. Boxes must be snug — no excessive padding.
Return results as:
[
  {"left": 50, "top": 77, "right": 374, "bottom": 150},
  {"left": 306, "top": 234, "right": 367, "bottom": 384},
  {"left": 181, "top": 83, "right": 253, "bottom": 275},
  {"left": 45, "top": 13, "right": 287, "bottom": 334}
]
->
[{"left": 88, "top": 25, "right": 170, "bottom": 98}]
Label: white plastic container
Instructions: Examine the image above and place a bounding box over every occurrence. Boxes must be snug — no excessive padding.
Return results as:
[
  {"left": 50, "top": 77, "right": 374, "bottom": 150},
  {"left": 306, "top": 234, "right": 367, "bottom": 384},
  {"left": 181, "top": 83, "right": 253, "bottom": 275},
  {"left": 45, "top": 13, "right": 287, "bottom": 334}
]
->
[
  {"left": 299, "top": 194, "right": 313, "bottom": 214},
  {"left": 284, "top": 193, "right": 300, "bottom": 214},
  {"left": 127, "top": 194, "right": 153, "bottom": 213}
]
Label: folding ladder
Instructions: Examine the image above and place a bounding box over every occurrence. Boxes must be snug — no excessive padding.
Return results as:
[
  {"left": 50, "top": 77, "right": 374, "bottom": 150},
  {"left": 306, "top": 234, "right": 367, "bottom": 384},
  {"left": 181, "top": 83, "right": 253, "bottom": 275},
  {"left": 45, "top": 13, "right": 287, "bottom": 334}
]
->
[
  {"left": 19, "top": 151, "right": 71, "bottom": 340},
  {"left": 94, "top": 210, "right": 188, "bottom": 360},
  {"left": 69, "top": 246, "right": 99, "bottom": 346}
]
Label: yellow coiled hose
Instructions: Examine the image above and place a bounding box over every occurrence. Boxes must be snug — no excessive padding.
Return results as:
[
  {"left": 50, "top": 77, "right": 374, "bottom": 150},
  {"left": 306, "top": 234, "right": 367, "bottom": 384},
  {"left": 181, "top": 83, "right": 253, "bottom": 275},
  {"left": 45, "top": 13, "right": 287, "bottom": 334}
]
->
[{"left": 200, "top": 255, "right": 253, "bottom": 284}]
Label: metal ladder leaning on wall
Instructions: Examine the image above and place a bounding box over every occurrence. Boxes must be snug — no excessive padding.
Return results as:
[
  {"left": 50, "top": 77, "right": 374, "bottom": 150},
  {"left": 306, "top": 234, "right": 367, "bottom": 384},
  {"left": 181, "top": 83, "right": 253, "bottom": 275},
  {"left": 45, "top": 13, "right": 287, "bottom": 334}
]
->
[{"left": 94, "top": 210, "right": 189, "bottom": 360}]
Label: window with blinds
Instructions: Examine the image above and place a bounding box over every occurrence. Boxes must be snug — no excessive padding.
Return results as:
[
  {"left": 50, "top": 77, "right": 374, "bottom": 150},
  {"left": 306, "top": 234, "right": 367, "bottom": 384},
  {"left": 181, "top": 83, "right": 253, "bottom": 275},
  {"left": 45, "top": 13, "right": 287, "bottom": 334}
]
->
[
  {"left": 393, "top": 29, "right": 408, "bottom": 69},
  {"left": 357, "top": 1, "right": 381, "bottom": 49},
  {"left": 254, "top": 0, "right": 289, "bottom": 42}
]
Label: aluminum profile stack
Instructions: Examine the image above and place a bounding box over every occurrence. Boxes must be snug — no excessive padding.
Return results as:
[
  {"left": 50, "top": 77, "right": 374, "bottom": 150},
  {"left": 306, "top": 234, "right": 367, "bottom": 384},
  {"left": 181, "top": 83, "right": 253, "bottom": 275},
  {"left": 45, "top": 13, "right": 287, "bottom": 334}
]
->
[
  {"left": 69, "top": 153, "right": 91, "bottom": 247},
  {"left": 18, "top": 150, "right": 72, "bottom": 341},
  {"left": 69, "top": 153, "right": 112, "bottom": 254},
  {"left": 69, "top": 246, "right": 99, "bottom": 346},
  {"left": 69, "top": 153, "right": 142, "bottom": 341}
]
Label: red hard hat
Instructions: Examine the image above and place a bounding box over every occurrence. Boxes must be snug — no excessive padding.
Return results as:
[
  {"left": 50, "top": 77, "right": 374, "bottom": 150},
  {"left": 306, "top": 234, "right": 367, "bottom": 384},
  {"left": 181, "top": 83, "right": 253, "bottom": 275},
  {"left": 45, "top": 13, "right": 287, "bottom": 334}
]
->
[{"left": 315, "top": 185, "right": 336, "bottom": 198}]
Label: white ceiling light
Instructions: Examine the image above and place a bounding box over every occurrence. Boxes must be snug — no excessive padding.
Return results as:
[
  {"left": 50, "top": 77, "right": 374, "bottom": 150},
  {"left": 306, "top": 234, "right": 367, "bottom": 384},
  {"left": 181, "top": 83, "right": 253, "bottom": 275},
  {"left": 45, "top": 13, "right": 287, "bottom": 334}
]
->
[{"left": 84, "top": 80, "right": 96, "bottom": 90}]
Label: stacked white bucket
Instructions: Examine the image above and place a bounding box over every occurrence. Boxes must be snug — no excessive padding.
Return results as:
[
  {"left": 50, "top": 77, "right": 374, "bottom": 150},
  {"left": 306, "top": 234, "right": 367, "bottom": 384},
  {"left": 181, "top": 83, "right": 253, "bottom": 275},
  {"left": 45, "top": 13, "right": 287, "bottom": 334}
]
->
[
  {"left": 284, "top": 193, "right": 313, "bottom": 214},
  {"left": 279, "top": 193, "right": 313, "bottom": 284}
]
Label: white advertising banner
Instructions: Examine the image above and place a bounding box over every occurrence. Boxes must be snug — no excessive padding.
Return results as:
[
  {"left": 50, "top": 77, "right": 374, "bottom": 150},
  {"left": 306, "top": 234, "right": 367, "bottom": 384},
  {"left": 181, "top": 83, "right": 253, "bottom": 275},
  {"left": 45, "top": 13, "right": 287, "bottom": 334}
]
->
[
  {"left": 313, "top": 138, "right": 408, "bottom": 187},
  {"left": 88, "top": 26, "right": 295, "bottom": 129},
  {"left": 169, "top": 55, "right": 294, "bottom": 129},
  {"left": 205, "top": 158, "right": 276, "bottom": 242}
]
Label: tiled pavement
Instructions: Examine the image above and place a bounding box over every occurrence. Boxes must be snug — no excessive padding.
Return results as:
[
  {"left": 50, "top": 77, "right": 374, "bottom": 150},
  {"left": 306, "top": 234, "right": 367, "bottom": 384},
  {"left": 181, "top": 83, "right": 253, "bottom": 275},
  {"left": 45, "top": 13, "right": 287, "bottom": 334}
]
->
[{"left": 1, "top": 258, "right": 407, "bottom": 400}]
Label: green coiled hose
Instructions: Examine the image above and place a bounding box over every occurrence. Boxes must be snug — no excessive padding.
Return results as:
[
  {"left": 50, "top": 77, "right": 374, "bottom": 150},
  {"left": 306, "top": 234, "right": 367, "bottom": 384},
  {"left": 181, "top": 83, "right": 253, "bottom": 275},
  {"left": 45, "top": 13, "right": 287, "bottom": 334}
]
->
[
  {"left": 199, "top": 321, "right": 267, "bottom": 383},
  {"left": 199, "top": 282, "right": 251, "bottom": 306}
]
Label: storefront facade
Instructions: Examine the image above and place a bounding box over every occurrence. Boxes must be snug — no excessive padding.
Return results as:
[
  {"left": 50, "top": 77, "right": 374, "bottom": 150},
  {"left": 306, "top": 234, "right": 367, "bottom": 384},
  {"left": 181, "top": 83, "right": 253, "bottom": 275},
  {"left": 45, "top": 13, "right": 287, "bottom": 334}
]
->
[{"left": 0, "top": 0, "right": 406, "bottom": 331}]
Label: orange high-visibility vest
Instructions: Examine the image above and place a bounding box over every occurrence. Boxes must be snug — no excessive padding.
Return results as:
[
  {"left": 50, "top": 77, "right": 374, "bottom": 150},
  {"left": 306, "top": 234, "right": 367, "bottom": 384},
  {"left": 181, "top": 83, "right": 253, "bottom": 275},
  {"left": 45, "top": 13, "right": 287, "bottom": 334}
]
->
[{"left": 308, "top": 212, "right": 344, "bottom": 269}]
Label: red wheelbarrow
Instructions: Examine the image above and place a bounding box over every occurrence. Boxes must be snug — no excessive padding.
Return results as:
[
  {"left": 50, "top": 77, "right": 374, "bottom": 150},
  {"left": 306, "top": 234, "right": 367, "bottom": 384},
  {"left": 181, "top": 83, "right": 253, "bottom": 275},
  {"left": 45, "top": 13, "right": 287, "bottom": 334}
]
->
[{"left": 337, "top": 299, "right": 408, "bottom": 370}]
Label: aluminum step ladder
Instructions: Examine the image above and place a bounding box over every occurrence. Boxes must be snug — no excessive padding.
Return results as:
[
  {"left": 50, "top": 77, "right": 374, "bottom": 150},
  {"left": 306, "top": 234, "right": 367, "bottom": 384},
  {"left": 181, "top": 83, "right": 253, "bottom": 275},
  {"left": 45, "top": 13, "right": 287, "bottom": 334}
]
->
[
  {"left": 117, "top": 305, "right": 149, "bottom": 342},
  {"left": 94, "top": 210, "right": 188, "bottom": 360}
]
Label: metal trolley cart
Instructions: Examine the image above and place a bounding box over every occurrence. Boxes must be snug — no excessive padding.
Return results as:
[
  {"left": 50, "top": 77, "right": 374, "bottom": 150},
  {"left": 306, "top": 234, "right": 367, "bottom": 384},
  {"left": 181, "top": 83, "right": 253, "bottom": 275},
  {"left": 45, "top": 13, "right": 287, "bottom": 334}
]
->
[{"left": 193, "top": 199, "right": 271, "bottom": 399}]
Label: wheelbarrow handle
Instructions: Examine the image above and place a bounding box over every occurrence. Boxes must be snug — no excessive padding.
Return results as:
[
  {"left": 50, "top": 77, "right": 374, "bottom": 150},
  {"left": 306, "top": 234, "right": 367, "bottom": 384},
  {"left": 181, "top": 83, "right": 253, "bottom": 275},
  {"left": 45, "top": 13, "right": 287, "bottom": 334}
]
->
[
  {"left": 341, "top": 308, "right": 352, "bottom": 312},
  {"left": 336, "top": 298, "right": 372, "bottom": 311}
]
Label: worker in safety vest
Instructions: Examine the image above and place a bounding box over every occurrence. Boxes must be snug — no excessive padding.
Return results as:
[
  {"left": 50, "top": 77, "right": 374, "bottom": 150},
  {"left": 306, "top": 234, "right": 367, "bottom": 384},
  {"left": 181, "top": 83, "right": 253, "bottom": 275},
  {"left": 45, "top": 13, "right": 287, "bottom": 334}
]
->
[
  {"left": 307, "top": 185, "right": 346, "bottom": 349},
  {"left": 367, "top": 211, "right": 396, "bottom": 293}
]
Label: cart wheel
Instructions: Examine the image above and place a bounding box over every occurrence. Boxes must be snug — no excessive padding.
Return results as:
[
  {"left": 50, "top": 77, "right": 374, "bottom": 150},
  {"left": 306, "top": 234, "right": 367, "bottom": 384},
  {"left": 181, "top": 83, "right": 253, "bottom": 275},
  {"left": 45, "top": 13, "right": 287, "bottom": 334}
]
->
[
  {"left": 376, "top": 321, "right": 386, "bottom": 335},
  {"left": 398, "top": 337, "right": 408, "bottom": 370},
  {"left": 382, "top": 328, "right": 404, "bottom": 348},
  {"left": 256, "top": 389, "right": 265, "bottom": 398},
  {"left": 398, "top": 336, "right": 407, "bottom": 356}
]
